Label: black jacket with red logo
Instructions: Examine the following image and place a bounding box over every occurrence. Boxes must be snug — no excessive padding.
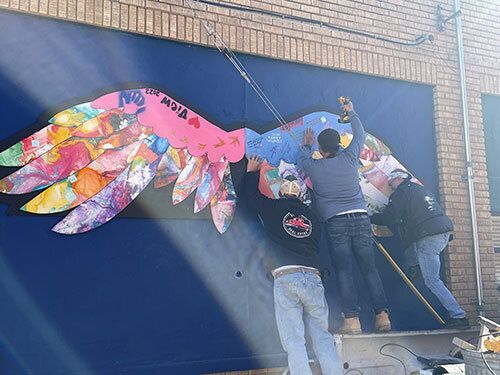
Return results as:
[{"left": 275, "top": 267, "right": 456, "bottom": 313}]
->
[{"left": 244, "top": 171, "right": 321, "bottom": 270}]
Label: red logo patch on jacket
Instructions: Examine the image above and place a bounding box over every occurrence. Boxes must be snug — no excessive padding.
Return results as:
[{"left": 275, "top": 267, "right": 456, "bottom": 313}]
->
[{"left": 282, "top": 213, "right": 313, "bottom": 238}]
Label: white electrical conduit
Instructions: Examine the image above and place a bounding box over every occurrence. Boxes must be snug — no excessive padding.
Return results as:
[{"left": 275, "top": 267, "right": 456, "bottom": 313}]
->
[{"left": 454, "top": 0, "right": 484, "bottom": 313}]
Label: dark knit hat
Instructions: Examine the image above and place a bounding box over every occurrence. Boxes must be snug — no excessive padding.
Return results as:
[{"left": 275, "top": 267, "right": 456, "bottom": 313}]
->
[{"left": 318, "top": 128, "right": 341, "bottom": 154}]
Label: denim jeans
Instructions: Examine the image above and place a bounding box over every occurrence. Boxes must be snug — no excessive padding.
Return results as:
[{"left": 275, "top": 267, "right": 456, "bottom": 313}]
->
[
  {"left": 405, "top": 232, "right": 466, "bottom": 319},
  {"left": 325, "top": 214, "right": 388, "bottom": 317},
  {"left": 274, "top": 271, "right": 342, "bottom": 375}
]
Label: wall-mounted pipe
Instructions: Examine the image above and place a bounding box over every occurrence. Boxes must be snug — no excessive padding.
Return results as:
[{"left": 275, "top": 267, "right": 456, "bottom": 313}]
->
[{"left": 453, "top": 0, "right": 484, "bottom": 313}]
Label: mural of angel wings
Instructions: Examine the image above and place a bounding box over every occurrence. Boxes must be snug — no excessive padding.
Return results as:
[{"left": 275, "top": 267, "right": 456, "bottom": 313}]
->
[{"left": 0, "top": 88, "right": 414, "bottom": 235}]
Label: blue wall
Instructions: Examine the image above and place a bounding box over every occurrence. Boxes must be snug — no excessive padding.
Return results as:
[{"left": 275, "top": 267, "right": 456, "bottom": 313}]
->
[{"left": 0, "top": 10, "right": 444, "bottom": 374}]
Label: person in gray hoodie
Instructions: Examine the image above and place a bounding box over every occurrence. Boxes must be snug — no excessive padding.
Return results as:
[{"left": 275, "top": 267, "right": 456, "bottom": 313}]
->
[{"left": 299, "top": 99, "right": 391, "bottom": 334}]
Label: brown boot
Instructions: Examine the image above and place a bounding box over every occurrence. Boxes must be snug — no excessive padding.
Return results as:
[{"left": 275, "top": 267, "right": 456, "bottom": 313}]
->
[
  {"left": 375, "top": 311, "right": 391, "bottom": 332},
  {"left": 338, "top": 316, "right": 362, "bottom": 335}
]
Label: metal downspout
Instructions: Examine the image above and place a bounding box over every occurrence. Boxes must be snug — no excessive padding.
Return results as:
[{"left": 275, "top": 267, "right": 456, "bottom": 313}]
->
[{"left": 453, "top": 0, "right": 484, "bottom": 313}]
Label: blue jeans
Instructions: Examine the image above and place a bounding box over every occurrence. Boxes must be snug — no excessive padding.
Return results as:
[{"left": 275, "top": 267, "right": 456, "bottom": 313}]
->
[
  {"left": 405, "top": 232, "right": 466, "bottom": 319},
  {"left": 274, "top": 271, "right": 342, "bottom": 375},
  {"left": 325, "top": 214, "right": 388, "bottom": 317}
]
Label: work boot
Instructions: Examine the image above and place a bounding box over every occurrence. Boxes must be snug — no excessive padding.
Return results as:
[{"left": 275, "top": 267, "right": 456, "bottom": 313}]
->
[
  {"left": 375, "top": 310, "right": 391, "bottom": 332},
  {"left": 338, "top": 316, "right": 362, "bottom": 335}
]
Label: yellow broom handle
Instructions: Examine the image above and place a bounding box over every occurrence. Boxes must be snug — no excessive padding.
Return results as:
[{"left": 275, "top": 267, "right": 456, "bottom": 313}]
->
[{"left": 373, "top": 238, "right": 446, "bottom": 325}]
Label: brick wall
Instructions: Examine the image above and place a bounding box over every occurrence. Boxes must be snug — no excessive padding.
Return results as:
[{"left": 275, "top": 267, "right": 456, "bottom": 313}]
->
[
  {"left": 460, "top": 0, "right": 500, "bottom": 318},
  {"left": 1, "top": 0, "right": 498, "bottom": 334}
]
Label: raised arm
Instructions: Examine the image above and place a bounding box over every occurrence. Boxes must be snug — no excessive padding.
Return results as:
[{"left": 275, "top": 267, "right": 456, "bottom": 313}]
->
[
  {"left": 298, "top": 128, "right": 315, "bottom": 171},
  {"left": 344, "top": 101, "right": 365, "bottom": 162},
  {"left": 244, "top": 156, "right": 274, "bottom": 214}
]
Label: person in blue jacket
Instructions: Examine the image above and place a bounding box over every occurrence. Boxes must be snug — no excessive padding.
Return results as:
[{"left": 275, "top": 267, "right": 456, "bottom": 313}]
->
[{"left": 299, "top": 99, "right": 391, "bottom": 334}]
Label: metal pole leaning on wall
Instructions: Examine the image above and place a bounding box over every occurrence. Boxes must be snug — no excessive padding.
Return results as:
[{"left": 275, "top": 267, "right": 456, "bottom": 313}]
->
[
  {"left": 453, "top": 0, "right": 484, "bottom": 314},
  {"left": 373, "top": 238, "right": 446, "bottom": 325}
]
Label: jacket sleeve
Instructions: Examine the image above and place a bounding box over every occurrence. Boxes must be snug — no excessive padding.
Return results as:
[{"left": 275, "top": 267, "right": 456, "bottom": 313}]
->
[
  {"left": 344, "top": 111, "right": 365, "bottom": 164},
  {"left": 244, "top": 171, "right": 275, "bottom": 214},
  {"left": 370, "top": 211, "right": 392, "bottom": 226},
  {"left": 370, "top": 194, "right": 401, "bottom": 226}
]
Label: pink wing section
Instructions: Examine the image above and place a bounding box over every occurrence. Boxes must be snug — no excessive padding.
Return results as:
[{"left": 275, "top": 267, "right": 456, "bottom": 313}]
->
[{"left": 91, "top": 89, "right": 245, "bottom": 163}]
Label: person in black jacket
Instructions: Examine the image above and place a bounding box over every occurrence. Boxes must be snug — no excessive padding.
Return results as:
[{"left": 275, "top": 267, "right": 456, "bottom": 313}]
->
[
  {"left": 245, "top": 155, "right": 341, "bottom": 375},
  {"left": 370, "top": 169, "right": 469, "bottom": 329}
]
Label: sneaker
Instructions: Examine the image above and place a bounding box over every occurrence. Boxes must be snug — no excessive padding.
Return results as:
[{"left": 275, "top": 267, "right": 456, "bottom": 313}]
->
[
  {"left": 375, "top": 310, "right": 392, "bottom": 332},
  {"left": 338, "top": 317, "right": 362, "bottom": 335},
  {"left": 444, "top": 317, "right": 470, "bottom": 330}
]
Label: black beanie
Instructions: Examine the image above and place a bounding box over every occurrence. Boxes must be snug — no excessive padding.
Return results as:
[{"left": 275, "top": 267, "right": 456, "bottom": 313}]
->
[{"left": 318, "top": 128, "right": 341, "bottom": 154}]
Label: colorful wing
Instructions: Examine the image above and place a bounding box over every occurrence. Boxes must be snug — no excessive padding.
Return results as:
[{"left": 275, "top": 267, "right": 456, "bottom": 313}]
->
[
  {"left": 0, "top": 88, "right": 247, "bottom": 234},
  {"left": 245, "top": 111, "right": 418, "bottom": 235},
  {"left": 0, "top": 92, "right": 417, "bottom": 236}
]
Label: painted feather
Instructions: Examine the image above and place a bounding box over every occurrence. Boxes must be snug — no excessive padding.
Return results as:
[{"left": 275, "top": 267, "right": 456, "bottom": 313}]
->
[
  {"left": 0, "top": 102, "right": 104, "bottom": 167},
  {"left": 210, "top": 165, "right": 237, "bottom": 234},
  {"left": 0, "top": 138, "right": 106, "bottom": 194},
  {"left": 22, "top": 141, "right": 143, "bottom": 214},
  {"left": 172, "top": 155, "right": 210, "bottom": 205},
  {"left": 154, "top": 147, "right": 191, "bottom": 188},
  {"left": 194, "top": 160, "right": 227, "bottom": 213},
  {"left": 51, "top": 135, "right": 167, "bottom": 234}
]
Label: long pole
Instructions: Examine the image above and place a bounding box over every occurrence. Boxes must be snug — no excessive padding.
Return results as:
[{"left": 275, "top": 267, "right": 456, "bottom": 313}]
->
[
  {"left": 373, "top": 238, "right": 445, "bottom": 325},
  {"left": 453, "top": 0, "right": 484, "bottom": 314}
]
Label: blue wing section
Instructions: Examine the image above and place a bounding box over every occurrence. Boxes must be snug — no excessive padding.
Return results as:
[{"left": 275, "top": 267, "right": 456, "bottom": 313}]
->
[{"left": 245, "top": 111, "right": 352, "bottom": 166}]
